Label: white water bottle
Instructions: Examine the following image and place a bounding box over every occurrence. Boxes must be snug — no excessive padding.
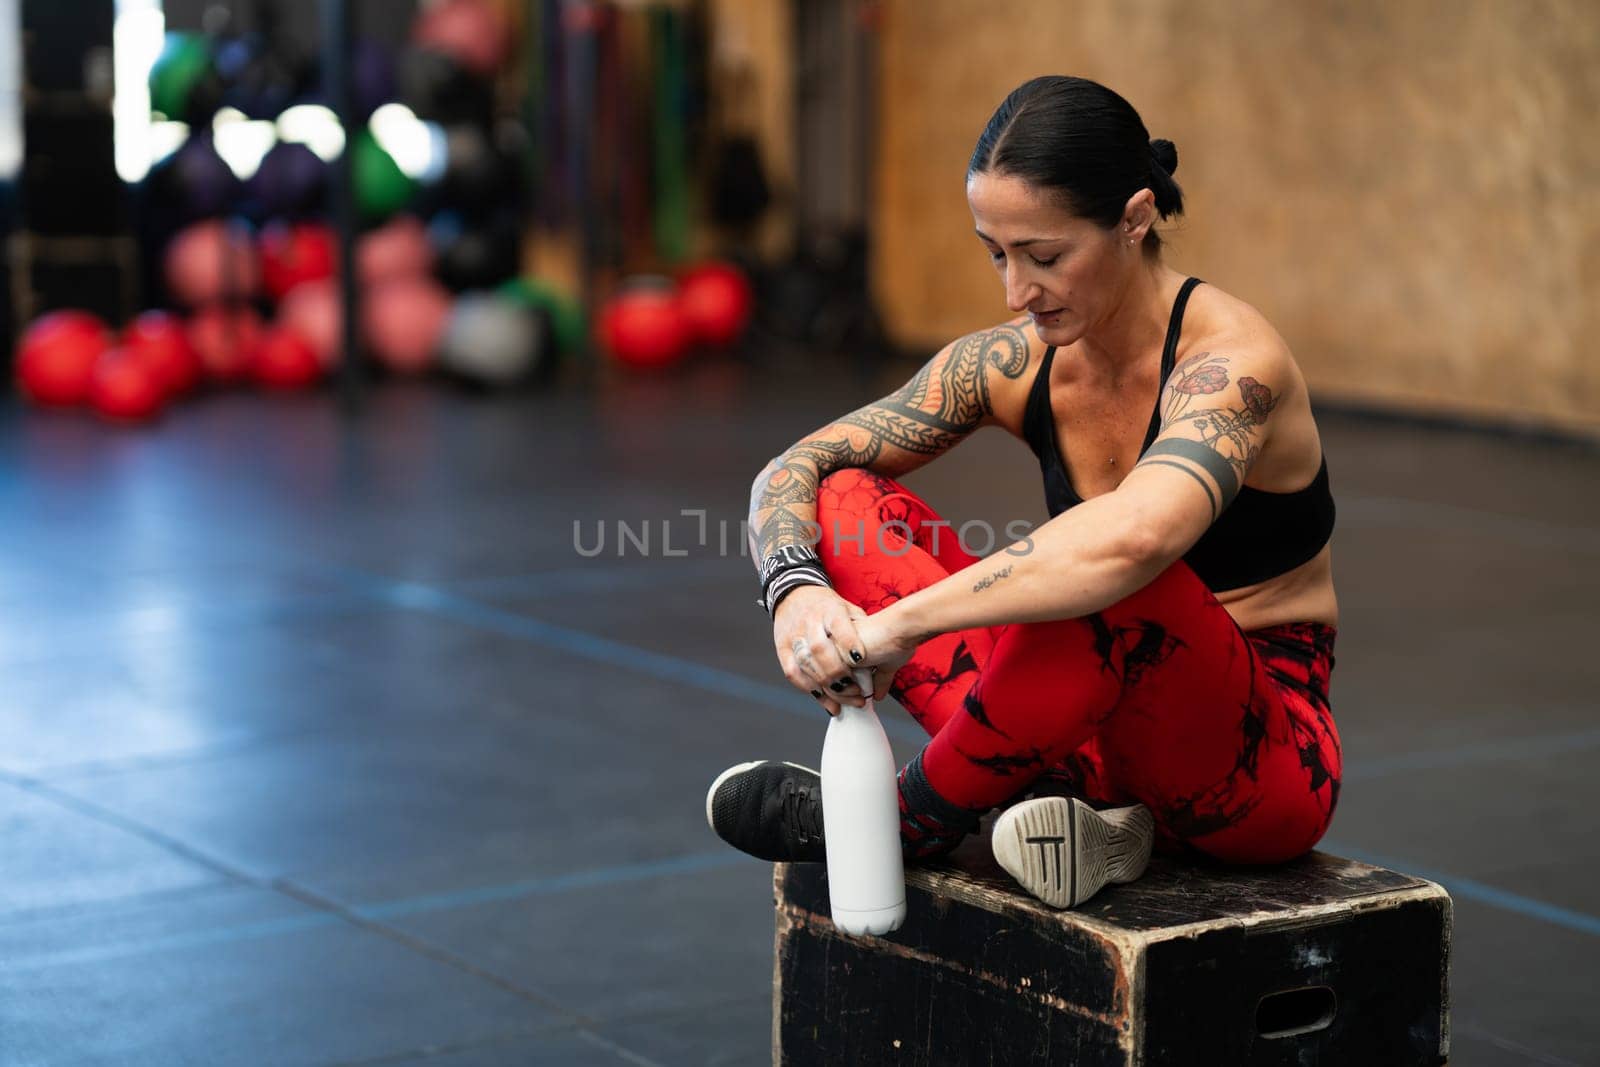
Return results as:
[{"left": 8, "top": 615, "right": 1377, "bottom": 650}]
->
[{"left": 820, "top": 670, "right": 907, "bottom": 936}]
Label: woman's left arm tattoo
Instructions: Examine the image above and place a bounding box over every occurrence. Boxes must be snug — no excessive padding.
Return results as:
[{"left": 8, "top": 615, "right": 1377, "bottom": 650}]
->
[
  {"left": 1138, "top": 351, "right": 1280, "bottom": 520},
  {"left": 971, "top": 564, "right": 1013, "bottom": 593}
]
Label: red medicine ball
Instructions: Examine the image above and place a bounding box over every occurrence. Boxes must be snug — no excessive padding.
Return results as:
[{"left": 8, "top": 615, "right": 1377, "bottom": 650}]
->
[
  {"left": 600, "top": 286, "right": 692, "bottom": 371},
  {"left": 16, "top": 310, "right": 112, "bottom": 407},
  {"left": 89, "top": 349, "right": 168, "bottom": 423},
  {"left": 253, "top": 326, "right": 324, "bottom": 390},
  {"left": 188, "top": 304, "right": 266, "bottom": 384},
  {"left": 678, "top": 262, "right": 754, "bottom": 347},
  {"left": 412, "top": 0, "right": 511, "bottom": 77},
  {"left": 165, "top": 220, "right": 260, "bottom": 307},
  {"left": 363, "top": 276, "right": 451, "bottom": 374},
  {"left": 277, "top": 280, "right": 342, "bottom": 367},
  {"left": 357, "top": 215, "right": 433, "bottom": 289},
  {"left": 259, "top": 222, "right": 337, "bottom": 302},
  {"left": 123, "top": 311, "right": 203, "bottom": 397}
]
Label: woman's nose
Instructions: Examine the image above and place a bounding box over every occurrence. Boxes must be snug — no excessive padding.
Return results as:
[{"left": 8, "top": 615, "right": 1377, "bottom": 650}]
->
[{"left": 1004, "top": 264, "right": 1035, "bottom": 312}]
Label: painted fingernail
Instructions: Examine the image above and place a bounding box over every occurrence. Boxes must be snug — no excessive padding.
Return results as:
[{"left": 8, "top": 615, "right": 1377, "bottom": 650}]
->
[
  {"left": 849, "top": 650, "right": 862, "bottom": 663},
  {"left": 829, "top": 680, "right": 845, "bottom": 692},
  {"left": 811, "top": 690, "right": 824, "bottom": 699}
]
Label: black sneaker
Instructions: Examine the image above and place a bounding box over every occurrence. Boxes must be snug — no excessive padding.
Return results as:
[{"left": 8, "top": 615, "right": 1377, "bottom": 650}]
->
[{"left": 704, "top": 760, "right": 826, "bottom": 862}]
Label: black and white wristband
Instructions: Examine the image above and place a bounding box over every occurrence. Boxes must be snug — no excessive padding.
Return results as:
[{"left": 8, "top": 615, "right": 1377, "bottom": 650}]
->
[
  {"left": 758, "top": 545, "right": 823, "bottom": 590},
  {"left": 759, "top": 565, "right": 832, "bottom": 616},
  {"left": 756, "top": 546, "right": 832, "bottom": 616}
]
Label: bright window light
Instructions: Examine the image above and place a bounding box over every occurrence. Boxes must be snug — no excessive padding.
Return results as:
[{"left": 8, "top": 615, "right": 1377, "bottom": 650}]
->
[
  {"left": 276, "top": 104, "right": 345, "bottom": 162},
  {"left": 148, "top": 119, "right": 190, "bottom": 164},
  {"left": 212, "top": 106, "right": 277, "bottom": 180},
  {"left": 0, "top": 0, "right": 17, "bottom": 180},
  {"left": 112, "top": 0, "right": 166, "bottom": 182},
  {"left": 370, "top": 103, "right": 446, "bottom": 182}
]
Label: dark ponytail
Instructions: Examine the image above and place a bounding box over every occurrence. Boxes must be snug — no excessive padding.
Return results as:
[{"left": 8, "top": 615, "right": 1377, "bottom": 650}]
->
[{"left": 969, "top": 76, "right": 1184, "bottom": 254}]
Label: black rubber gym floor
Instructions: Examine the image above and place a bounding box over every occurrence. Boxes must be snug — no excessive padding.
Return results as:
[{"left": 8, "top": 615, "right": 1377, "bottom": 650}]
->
[{"left": 2, "top": 354, "right": 1596, "bottom": 1065}]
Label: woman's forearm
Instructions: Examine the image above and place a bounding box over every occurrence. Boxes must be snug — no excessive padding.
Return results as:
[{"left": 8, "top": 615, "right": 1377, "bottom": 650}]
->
[
  {"left": 882, "top": 492, "right": 1171, "bottom": 639},
  {"left": 746, "top": 453, "right": 825, "bottom": 570}
]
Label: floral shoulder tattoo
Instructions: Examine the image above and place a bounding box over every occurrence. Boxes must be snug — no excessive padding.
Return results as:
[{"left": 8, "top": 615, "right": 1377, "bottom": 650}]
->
[{"left": 1138, "top": 352, "right": 1279, "bottom": 520}]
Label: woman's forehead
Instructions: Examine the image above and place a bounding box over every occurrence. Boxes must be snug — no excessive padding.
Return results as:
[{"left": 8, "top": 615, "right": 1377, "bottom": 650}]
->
[{"left": 967, "top": 173, "right": 1085, "bottom": 241}]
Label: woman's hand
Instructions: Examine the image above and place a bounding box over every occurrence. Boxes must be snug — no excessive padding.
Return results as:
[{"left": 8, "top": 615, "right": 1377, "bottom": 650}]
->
[
  {"left": 844, "top": 603, "right": 923, "bottom": 703},
  {"left": 772, "top": 585, "right": 880, "bottom": 716},
  {"left": 773, "top": 586, "right": 930, "bottom": 715}
]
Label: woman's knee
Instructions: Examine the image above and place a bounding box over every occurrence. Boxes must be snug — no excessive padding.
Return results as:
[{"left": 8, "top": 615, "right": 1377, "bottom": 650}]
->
[
  {"left": 817, "top": 469, "right": 911, "bottom": 557},
  {"left": 817, "top": 468, "right": 907, "bottom": 515}
]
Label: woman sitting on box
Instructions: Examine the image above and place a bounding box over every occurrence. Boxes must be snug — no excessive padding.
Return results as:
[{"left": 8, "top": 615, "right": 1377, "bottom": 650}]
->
[{"left": 707, "top": 74, "right": 1339, "bottom": 908}]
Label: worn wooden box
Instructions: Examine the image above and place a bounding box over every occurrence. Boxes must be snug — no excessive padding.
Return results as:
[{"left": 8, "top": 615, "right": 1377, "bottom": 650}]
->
[{"left": 773, "top": 830, "right": 1451, "bottom": 1066}]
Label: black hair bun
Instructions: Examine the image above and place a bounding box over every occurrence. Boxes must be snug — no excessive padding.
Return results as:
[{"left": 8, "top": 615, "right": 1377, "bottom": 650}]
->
[{"left": 1150, "top": 138, "right": 1178, "bottom": 176}]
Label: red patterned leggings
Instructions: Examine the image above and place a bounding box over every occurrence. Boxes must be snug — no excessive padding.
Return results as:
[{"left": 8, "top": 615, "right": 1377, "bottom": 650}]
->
[{"left": 815, "top": 468, "right": 1342, "bottom": 864}]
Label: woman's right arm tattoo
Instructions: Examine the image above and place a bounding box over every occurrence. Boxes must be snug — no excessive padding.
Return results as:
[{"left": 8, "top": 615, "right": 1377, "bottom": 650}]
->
[{"left": 750, "top": 325, "right": 1030, "bottom": 560}]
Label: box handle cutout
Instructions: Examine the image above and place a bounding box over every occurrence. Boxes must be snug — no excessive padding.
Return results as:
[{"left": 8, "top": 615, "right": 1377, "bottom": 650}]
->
[{"left": 1256, "top": 986, "right": 1337, "bottom": 1039}]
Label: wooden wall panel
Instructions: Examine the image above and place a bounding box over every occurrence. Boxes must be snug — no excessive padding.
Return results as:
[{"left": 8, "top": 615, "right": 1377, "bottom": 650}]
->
[
  {"left": 871, "top": 0, "right": 1600, "bottom": 434},
  {"left": 707, "top": 0, "right": 795, "bottom": 259}
]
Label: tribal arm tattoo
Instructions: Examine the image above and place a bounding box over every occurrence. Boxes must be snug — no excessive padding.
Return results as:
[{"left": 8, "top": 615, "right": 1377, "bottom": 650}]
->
[
  {"left": 748, "top": 324, "right": 1030, "bottom": 562},
  {"left": 1134, "top": 350, "right": 1281, "bottom": 522}
]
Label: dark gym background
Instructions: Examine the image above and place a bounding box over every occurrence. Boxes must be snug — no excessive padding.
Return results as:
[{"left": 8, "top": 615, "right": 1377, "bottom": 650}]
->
[{"left": 2, "top": 1, "right": 1597, "bottom": 1065}]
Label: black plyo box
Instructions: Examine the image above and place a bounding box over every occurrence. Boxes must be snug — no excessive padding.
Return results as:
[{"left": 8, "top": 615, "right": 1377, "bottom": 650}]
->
[{"left": 774, "top": 833, "right": 1450, "bottom": 1066}]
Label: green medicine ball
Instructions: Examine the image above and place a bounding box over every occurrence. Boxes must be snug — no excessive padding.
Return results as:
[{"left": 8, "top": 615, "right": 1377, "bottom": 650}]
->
[
  {"left": 149, "top": 33, "right": 220, "bottom": 124},
  {"left": 351, "top": 128, "right": 417, "bottom": 223},
  {"left": 497, "top": 276, "right": 585, "bottom": 354}
]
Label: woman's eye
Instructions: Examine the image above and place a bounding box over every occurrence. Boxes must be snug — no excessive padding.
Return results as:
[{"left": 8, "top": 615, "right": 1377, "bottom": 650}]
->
[
  {"left": 988, "top": 250, "right": 1005, "bottom": 264},
  {"left": 1031, "top": 255, "right": 1059, "bottom": 268}
]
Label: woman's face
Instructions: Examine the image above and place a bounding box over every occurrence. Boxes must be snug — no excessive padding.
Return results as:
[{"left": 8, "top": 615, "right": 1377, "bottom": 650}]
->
[{"left": 966, "top": 171, "right": 1137, "bottom": 346}]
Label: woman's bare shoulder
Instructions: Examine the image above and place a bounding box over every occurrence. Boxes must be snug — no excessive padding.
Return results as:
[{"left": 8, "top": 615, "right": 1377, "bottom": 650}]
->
[
  {"left": 1178, "top": 279, "right": 1323, "bottom": 484},
  {"left": 1182, "top": 281, "right": 1295, "bottom": 365}
]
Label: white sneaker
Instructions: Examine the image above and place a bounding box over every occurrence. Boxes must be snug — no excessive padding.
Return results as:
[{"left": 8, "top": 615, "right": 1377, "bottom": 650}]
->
[{"left": 991, "top": 797, "right": 1155, "bottom": 908}]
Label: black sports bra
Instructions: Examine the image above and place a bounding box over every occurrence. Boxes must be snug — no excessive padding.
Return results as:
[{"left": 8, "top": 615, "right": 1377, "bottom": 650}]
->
[{"left": 1020, "top": 277, "right": 1335, "bottom": 592}]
